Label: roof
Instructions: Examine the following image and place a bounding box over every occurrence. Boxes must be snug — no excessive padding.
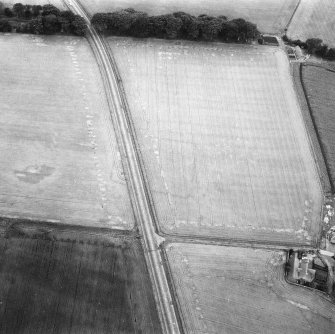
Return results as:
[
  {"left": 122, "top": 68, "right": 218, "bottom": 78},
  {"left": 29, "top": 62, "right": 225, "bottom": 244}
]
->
[{"left": 262, "top": 35, "right": 279, "bottom": 46}]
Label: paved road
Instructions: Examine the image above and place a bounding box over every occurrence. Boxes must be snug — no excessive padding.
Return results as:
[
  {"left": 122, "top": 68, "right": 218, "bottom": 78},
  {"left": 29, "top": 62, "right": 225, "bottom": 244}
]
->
[{"left": 63, "top": 1, "right": 180, "bottom": 333}]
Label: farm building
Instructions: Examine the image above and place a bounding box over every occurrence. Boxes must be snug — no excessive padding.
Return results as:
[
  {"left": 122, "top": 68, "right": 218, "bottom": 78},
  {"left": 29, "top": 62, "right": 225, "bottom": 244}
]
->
[
  {"left": 286, "top": 46, "right": 296, "bottom": 59},
  {"left": 259, "top": 35, "right": 279, "bottom": 46},
  {"left": 286, "top": 250, "right": 334, "bottom": 294}
]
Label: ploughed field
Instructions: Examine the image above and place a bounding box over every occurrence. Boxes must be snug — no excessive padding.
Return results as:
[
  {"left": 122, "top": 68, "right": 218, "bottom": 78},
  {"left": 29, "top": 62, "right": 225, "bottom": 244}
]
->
[
  {"left": 111, "top": 38, "right": 323, "bottom": 245},
  {"left": 0, "top": 221, "right": 161, "bottom": 334},
  {"left": 287, "top": 0, "right": 335, "bottom": 48},
  {"left": 0, "top": 34, "right": 134, "bottom": 229},
  {"left": 82, "top": 0, "right": 298, "bottom": 34},
  {"left": 166, "top": 243, "right": 335, "bottom": 333},
  {"left": 301, "top": 64, "right": 335, "bottom": 189}
]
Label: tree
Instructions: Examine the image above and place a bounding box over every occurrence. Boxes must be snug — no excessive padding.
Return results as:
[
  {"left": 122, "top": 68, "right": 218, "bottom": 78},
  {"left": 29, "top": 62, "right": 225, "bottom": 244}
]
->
[
  {"left": 13, "top": 3, "right": 24, "bottom": 18},
  {"left": 165, "top": 14, "right": 182, "bottom": 39},
  {"left": 108, "top": 9, "right": 136, "bottom": 35},
  {"left": 29, "top": 18, "right": 44, "bottom": 34},
  {"left": 0, "top": 20, "right": 12, "bottom": 32},
  {"left": 91, "top": 13, "right": 109, "bottom": 33},
  {"left": 173, "top": 12, "right": 199, "bottom": 39},
  {"left": 4, "top": 7, "right": 14, "bottom": 17},
  {"left": 32, "top": 5, "right": 42, "bottom": 17},
  {"left": 315, "top": 44, "right": 328, "bottom": 57},
  {"left": 224, "top": 20, "right": 239, "bottom": 41},
  {"left": 60, "top": 10, "right": 76, "bottom": 22},
  {"left": 149, "top": 14, "right": 182, "bottom": 39},
  {"left": 42, "top": 4, "right": 60, "bottom": 17},
  {"left": 130, "top": 13, "right": 150, "bottom": 37},
  {"left": 0, "top": 1, "right": 4, "bottom": 15},
  {"left": 42, "top": 14, "right": 61, "bottom": 34},
  {"left": 306, "top": 38, "right": 323, "bottom": 53},
  {"left": 24, "top": 8, "right": 32, "bottom": 19},
  {"left": 71, "top": 15, "right": 87, "bottom": 36},
  {"left": 198, "top": 16, "right": 223, "bottom": 41}
]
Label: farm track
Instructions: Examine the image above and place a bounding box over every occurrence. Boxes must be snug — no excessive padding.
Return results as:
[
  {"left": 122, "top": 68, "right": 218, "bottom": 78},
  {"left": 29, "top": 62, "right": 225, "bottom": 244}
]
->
[{"left": 284, "top": 0, "right": 302, "bottom": 32}]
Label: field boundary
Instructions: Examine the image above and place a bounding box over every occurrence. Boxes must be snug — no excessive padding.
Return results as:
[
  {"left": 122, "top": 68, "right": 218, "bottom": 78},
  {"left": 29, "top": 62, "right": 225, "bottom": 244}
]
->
[
  {"left": 299, "top": 63, "right": 334, "bottom": 193},
  {"left": 161, "top": 230, "right": 317, "bottom": 248},
  {"left": 291, "top": 62, "right": 333, "bottom": 194}
]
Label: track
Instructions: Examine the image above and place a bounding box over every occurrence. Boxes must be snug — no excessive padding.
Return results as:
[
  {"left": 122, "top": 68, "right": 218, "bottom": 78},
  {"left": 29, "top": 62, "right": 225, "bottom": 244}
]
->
[{"left": 63, "top": 1, "right": 180, "bottom": 333}]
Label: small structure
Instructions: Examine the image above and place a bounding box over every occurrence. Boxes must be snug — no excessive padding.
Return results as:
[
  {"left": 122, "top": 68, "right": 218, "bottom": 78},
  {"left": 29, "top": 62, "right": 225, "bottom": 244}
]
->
[
  {"left": 292, "top": 252, "right": 315, "bottom": 282},
  {"left": 259, "top": 35, "right": 279, "bottom": 46},
  {"left": 286, "top": 250, "right": 331, "bottom": 294},
  {"left": 286, "top": 46, "right": 296, "bottom": 60}
]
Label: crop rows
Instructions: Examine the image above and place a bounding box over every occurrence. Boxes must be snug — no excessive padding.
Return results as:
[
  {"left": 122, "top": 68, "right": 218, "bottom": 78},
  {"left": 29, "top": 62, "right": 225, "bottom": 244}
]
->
[
  {"left": 111, "top": 38, "right": 322, "bottom": 244},
  {"left": 166, "top": 243, "right": 335, "bottom": 333}
]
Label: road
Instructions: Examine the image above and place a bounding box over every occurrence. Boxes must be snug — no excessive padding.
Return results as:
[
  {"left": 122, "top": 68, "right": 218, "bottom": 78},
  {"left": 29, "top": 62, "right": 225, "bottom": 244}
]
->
[{"left": 63, "top": 1, "right": 180, "bottom": 333}]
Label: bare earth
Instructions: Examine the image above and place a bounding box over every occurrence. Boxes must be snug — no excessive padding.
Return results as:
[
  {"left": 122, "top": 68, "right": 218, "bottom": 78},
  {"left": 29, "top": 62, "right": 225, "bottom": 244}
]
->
[
  {"left": 0, "top": 225, "right": 161, "bottom": 334},
  {"left": 82, "top": 0, "right": 298, "bottom": 34},
  {"left": 111, "top": 38, "right": 322, "bottom": 244},
  {"left": 0, "top": 34, "right": 134, "bottom": 229},
  {"left": 287, "top": 0, "right": 335, "bottom": 48},
  {"left": 166, "top": 243, "right": 335, "bottom": 334}
]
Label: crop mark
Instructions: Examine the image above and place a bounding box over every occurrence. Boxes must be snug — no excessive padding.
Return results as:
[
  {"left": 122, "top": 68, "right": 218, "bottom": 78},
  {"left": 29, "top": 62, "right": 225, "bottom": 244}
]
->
[{"left": 14, "top": 165, "right": 55, "bottom": 184}]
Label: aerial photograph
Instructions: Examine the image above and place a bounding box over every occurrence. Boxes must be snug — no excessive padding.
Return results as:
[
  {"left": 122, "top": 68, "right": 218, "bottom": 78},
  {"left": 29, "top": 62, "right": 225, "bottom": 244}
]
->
[{"left": 0, "top": 0, "right": 334, "bottom": 333}]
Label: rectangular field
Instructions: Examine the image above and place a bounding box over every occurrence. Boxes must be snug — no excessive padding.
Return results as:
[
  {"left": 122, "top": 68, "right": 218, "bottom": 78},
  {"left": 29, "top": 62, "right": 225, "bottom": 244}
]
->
[
  {"left": 111, "top": 38, "right": 323, "bottom": 244},
  {"left": 0, "top": 34, "right": 134, "bottom": 229},
  {"left": 287, "top": 0, "right": 335, "bottom": 47},
  {"left": 301, "top": 64, "right": 335, "bottom": 189},
  {"left": 82, "top": 0, "right": 298, "bottom": 34},
  {"left": 0, "top": 223, "right": 161, "bottom": 333},
  {"left": 166, "top": 243, "right": 335, "bottom": 333}
]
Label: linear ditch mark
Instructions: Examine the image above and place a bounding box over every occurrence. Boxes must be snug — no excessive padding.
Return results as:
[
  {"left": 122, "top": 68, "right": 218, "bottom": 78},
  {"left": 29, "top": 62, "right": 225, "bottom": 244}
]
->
[
  {"left": 299, "top": 63, "right": 335, "bottom": 193},
  {"left": 65, "top": 40, "right": 129, "bottom": 228}
]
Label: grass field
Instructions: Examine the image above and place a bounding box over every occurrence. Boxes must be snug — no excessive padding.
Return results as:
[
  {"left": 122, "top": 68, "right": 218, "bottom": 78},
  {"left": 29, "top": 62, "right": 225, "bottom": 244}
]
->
[
  {"left": 0, "top": 34, "right": 134, "bottom": 229},
  {"left": 287, "top": 0, "right": 335, "bottom": 47},
  {"left": 82, "top": 0, "right": 298, "bottom": 34},
  {"left": 166, "top": 243, "right": 335, "bottom": 333},
  {"left": 0, "top": 223, "right": 161, "bottom": 333},
  {"left": 111, "top": 37, "right": 322, "bottom": 244},
  {"left": 301, "top": 64, "right": 335, "bottom": 190}
]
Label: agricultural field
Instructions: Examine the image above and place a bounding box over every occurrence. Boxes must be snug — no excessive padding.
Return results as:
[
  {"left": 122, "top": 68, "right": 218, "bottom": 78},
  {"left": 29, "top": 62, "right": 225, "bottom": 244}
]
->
[
  {"left": 166, "top": 243, "right": 335, "bottom": 333},
  {"left": 111, "top": 37, "right": 322, "bottom": 245},
  {"left": 0, "top": 222, "right": 161, "bottom": 334},
  {"left": 0, "top": 34, "right": 134, "bottom": 229},
  {"left": 82, "top": 0, "right": 298, "bottom": 34},
  {"left": 287, "top": 0, "right": 335, "bottom": 48},
  {"left": 301, "top": 64, "right": 335, "bottom": 189}
]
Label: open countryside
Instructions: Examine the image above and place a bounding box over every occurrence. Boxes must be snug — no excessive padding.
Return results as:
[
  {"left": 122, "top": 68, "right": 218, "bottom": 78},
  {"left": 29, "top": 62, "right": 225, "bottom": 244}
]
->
[
  {"left": 0, "top": 34, "right": 134, "bottom": 229},
  {"left": 111, "top": 38, "right": 323, "bottom": 245},
  {"left": 0, "top": 0, "right": 334, "bottom": 333}
]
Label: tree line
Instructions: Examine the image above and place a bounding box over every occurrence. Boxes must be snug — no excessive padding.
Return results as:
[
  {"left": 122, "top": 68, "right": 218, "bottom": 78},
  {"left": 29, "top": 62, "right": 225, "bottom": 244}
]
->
[
  {"left": 283, "top": 35, "right": 335, "bottom": 61},
  {"left": 91, "top": 9, "right": 260, "bottom": 42},
  {"left": 0, "top": 3, "right": 87, "bottom": 36}
]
